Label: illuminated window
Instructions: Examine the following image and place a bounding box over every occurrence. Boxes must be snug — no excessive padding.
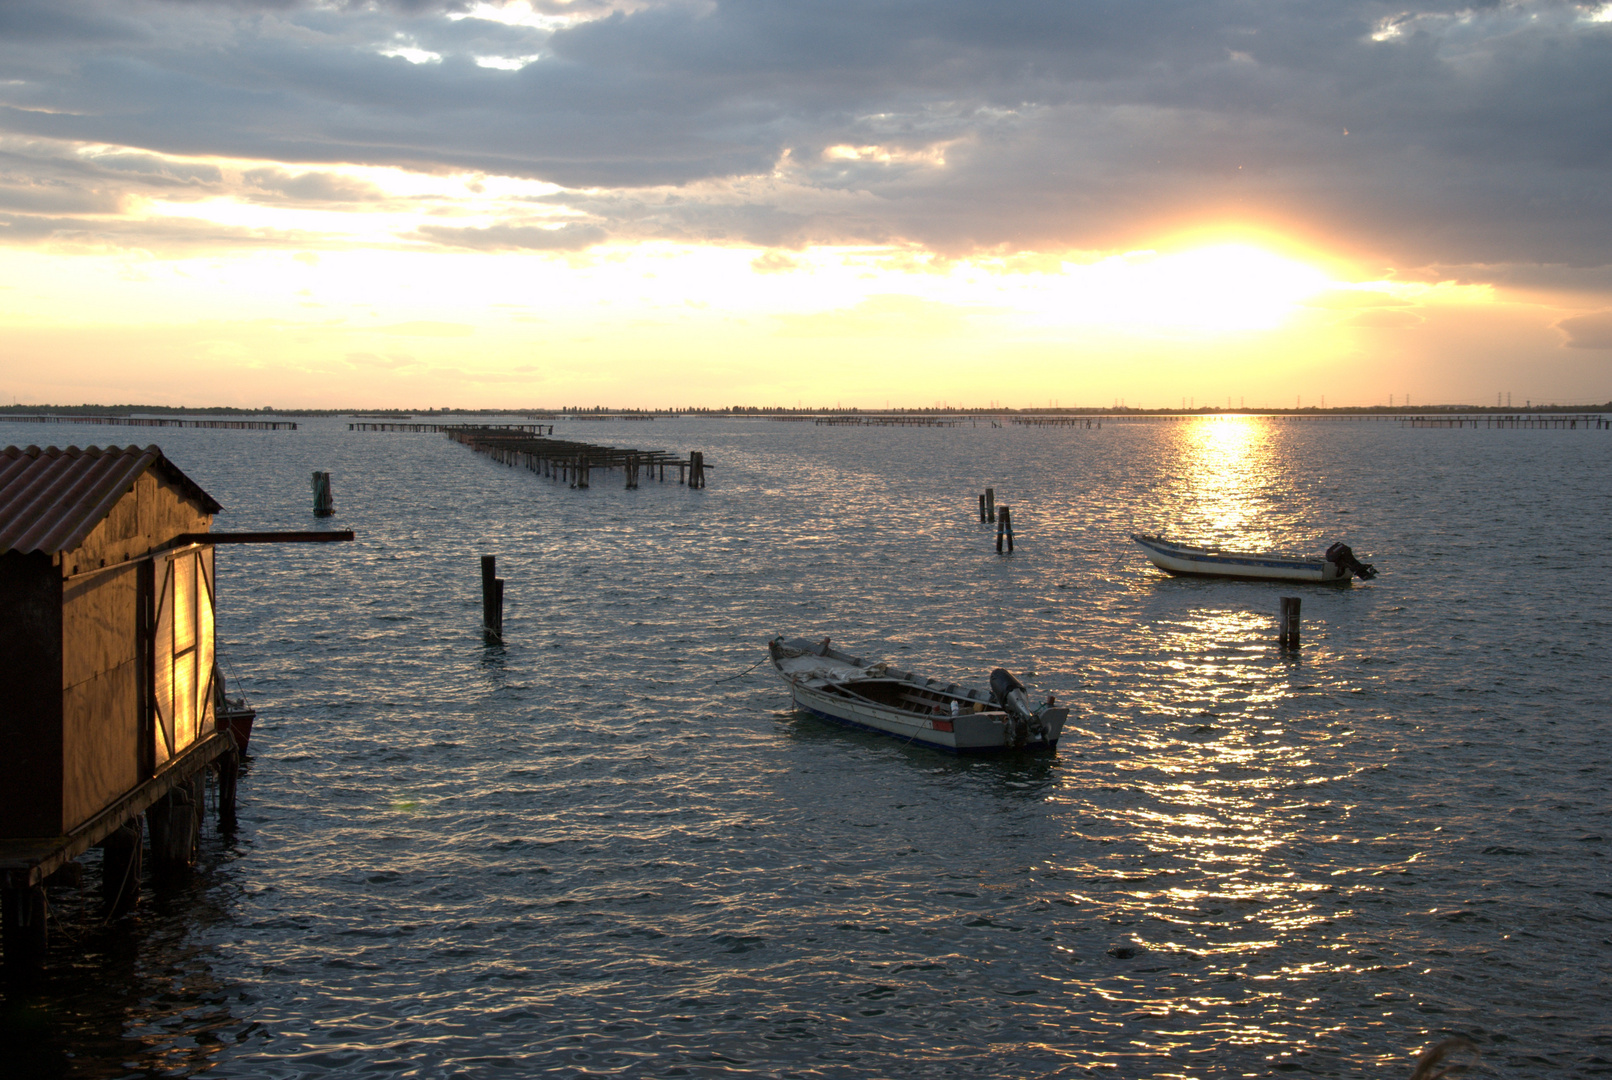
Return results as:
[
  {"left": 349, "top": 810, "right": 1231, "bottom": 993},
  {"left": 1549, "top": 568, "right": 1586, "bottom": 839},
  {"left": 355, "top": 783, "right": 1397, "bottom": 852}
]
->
[{"left": 152, "top": 547, "right": 215, "bottom": 768}]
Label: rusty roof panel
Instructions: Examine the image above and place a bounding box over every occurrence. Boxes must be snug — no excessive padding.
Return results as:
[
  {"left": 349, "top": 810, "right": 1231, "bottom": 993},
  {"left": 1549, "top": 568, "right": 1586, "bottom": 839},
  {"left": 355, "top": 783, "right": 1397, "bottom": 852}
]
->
[{"left": 0, "top": 445, "right": 223, "bottom": 556}]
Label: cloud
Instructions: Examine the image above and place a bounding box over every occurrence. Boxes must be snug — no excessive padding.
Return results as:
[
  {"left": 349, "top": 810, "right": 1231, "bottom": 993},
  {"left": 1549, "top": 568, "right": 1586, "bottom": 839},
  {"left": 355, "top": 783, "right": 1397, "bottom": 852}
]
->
[
  {"left": 1303, "top": 289, "right": 1411, "bottom": 310},
  {"left": 751, "top": 251, "right": 800, "bottom": 274},
  {"left": 774, "top": 294, "right": 974, "bottom": 338},
  {"left": 1344, "top": 309, "right": 1424, "bottom": 329},
  {"left": 242, "top": 168, "right": 385, "bottom": 205},
  {"left": 1557, "top": 310, "right": 1612, "bottom": 349},
  {"left": 0, "top": 0, "right": 1607, "bottom": 274},
  {"left": 375, "top": 320, "right": 476, "bottom": 336},
  {"left": 412, "top": 221, "right": 607, "bottom": 250},
  {"left": 344, "top": 350, "right": 422, "bottom": 369}
]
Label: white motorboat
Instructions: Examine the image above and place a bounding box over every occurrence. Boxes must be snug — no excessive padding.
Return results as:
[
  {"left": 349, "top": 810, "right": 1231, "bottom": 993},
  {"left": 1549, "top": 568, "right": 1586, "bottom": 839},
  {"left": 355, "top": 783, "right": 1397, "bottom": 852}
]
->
[
  {"left": 1131, "top": 533, "right": 1377, "bottom": 583},
  {"left": 769, "top": 636, "right": 1068, "bottom": 753}
]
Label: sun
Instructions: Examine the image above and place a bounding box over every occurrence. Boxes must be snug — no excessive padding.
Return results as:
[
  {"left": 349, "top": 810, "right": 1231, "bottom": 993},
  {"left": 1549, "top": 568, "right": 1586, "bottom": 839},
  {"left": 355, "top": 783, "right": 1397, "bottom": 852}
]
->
[{"left": 1096, "top": 243, "right": 1333, "bottom": 333}]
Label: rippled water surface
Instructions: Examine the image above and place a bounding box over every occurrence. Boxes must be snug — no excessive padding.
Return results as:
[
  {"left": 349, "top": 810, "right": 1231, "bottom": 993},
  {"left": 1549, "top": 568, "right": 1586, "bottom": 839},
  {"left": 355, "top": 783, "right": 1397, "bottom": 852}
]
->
[{"left": 5, "top": 415, "right": 1610, "bottom": 1078}]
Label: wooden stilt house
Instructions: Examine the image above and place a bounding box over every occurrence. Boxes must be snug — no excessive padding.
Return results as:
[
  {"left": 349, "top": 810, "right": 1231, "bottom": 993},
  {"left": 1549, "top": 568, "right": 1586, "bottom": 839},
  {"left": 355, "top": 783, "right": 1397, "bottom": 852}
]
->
[
  {"left": 0, "top": 443, "right": 352, "bottom": 976},
  {"left": 0, "top": 444, "right": 226, "bottom": 841}
]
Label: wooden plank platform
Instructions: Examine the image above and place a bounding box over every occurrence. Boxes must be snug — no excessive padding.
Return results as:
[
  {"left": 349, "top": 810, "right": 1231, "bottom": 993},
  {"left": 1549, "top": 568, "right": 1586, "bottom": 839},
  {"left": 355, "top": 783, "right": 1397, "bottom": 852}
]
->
[{"left": 0, "top": 731, "right": 233, "bottom": 890}]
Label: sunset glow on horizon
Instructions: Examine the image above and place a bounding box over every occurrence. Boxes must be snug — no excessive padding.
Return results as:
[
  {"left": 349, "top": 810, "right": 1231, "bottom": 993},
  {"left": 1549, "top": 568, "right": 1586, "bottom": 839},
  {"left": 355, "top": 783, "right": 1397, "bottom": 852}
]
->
[{"left": 2, "top": 1, "right": 1608, "bottom": 409}]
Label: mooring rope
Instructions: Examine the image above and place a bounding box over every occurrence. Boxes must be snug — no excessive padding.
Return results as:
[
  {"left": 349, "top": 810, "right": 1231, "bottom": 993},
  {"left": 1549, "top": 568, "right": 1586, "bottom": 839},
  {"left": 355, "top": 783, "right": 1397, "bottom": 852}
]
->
[{"left": 713, "top": 654, "right": 769, "bottom": 684}]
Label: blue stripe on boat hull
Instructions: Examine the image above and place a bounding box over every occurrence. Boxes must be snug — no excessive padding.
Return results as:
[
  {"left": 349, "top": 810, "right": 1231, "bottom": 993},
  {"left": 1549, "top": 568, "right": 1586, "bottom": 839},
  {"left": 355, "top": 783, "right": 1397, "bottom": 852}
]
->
[{"left": 793, "top": 701, "right": 1058, "bottom": 754}]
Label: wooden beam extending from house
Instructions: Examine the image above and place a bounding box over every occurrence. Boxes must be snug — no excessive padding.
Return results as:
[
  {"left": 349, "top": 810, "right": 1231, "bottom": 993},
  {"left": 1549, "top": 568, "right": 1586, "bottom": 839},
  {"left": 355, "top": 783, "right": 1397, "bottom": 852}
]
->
[{"left": 175, "top": 531, "right": 355, "bottom": 545}]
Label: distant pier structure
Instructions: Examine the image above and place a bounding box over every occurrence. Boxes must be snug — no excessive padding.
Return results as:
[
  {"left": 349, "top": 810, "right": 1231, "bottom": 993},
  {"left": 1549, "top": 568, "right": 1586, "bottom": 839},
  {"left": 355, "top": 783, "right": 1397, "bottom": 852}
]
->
[
  {"left": 350, "top": 422, "right": 554, "bottom": 433},
  {"left": 444, "top": 426, "right": 710, "bottom": 487},
  {"left": 1, "top": 415, "right": 296, "bottom": 430}
]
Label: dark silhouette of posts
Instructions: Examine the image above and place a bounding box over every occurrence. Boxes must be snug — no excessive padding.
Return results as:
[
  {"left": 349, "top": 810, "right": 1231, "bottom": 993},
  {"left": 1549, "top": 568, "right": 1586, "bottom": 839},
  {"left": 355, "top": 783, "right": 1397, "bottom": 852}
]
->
[
  {"left": 311, "top": 471, "right": 334, "bottom": 516},
  {"left": 482, "top": 555, "right": 504, "bottom": 643},
  {"left": 985, "top": 487, "right": 996, "bottom": 522},
  {"left": 147, "top": 775, "right": 202, "bottom": 880},
  {"left": 100, "top": 817, "right": 142, "bottom": 917},
  {"left": 1279, "top": 596, "right": 1301, "bottom": 649},
  {"left": 217, "top": 748, "right": 239, "bottom": 829},
  {"left": 1, "top": 884, "right": 48, "bottom": 978},
  {"left": 996, "top": 505, "right": 1014, "bottom": 553}
]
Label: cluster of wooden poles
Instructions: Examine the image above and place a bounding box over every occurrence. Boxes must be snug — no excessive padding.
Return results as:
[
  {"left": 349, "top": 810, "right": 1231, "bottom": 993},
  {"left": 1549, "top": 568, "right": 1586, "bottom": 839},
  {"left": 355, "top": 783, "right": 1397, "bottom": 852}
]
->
[
  {"left": 448, "top": 427, "right": 709, "bottom": 489},
  {"left": 977, "top": 488, "right": 1015, "bottom": 553}
]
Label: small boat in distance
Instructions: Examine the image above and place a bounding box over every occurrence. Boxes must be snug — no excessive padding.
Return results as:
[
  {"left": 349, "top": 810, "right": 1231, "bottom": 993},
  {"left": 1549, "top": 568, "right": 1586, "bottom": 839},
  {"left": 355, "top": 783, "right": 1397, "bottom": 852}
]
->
[
  {"left": 1131, "top": 533, "right": 1378, "bottom": 583},
  {"left": 769, "top": 636, "right": 1068, "bottom": 753}
]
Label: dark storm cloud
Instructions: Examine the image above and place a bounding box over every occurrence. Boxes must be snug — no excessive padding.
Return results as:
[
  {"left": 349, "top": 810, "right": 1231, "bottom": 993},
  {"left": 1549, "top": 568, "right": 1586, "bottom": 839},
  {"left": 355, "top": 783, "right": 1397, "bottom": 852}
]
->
[{"left": 0, "top": 0, "right": 1609, "bottom": 269}]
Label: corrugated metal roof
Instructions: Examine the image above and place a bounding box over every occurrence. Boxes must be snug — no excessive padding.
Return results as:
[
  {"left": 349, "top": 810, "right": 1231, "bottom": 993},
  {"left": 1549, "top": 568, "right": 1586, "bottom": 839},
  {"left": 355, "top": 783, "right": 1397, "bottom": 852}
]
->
[{"left": 0, "top": 445, "right": 223, "bottom": 556}]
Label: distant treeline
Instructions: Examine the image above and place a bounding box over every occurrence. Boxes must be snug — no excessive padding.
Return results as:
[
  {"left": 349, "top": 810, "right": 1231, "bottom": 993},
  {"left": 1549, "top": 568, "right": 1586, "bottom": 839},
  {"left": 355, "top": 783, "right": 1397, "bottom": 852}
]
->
[{"left": 2, "top": 402, "right": 1608, "bottom": 418}]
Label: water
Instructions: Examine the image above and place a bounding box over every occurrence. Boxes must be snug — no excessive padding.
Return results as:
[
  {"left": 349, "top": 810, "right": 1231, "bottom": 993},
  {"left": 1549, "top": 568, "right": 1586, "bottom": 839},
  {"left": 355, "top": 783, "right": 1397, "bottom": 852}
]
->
[{"left": 4, "top": 415, "right": 1609, "bottom": 1078}]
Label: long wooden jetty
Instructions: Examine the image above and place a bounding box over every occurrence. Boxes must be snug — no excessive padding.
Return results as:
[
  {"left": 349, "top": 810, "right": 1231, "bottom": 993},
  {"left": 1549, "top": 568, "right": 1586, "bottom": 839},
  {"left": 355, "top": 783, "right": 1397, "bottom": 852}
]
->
[
  {"left": 349, "top": 422, "right": 554, "bottom": 433},
  {"left": 1396, "top": 413, "right": 1608, "bottom": 429},
  {"left": 447, "top": 426, "right": 710, "bottom": 487},
  {"left": 772, "top": 411, "right": 1609, "bottom": 429},
  {"left": 1, "top": 415, "right": 297, "bottom": 430},
  {"left": 812, "top": 416, "right": 961, "bottom": 427}
]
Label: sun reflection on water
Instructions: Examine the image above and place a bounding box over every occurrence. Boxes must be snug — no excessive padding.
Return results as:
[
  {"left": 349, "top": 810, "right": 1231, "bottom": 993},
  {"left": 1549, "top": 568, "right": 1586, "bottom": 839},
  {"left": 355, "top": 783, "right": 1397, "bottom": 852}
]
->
[{"left": 1150, "top": 415, "right": 1298, "bottom": 553}]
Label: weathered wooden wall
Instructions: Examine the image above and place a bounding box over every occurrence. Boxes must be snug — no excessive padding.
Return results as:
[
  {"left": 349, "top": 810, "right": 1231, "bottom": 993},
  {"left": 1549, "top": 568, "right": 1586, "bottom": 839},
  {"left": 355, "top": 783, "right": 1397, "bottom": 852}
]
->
[
  {"left": 60, "top": 564, "right": 140, "bottom": 833},
  {"left": 0, "top": 553, "right": 64, "bottom": 838},
  {"left": 68, "top": 471, "right": 212, "bottom": 574},
  {"left": 57, "top": 473, "right": 212, "bottom": 832}
]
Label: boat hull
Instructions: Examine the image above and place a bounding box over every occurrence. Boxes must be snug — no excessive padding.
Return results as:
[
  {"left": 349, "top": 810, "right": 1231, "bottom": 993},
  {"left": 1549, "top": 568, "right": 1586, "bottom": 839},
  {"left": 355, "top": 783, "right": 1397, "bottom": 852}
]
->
[
  {"left": 216, "top": 706, "right": 256, "bottom": 755},
  {"left": 1131, "top": 534, "right": 1351, "bottom": 583},
  {"left": 771, "top": 637, "right": 1066, "bottom": 753}
]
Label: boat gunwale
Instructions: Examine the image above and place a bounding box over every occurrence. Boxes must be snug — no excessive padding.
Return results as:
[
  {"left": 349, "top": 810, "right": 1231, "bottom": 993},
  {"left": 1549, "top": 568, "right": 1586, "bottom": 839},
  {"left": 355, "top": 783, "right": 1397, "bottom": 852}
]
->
[{"left": 1131, "top": 532, "right": 1327, "bottom": 568}]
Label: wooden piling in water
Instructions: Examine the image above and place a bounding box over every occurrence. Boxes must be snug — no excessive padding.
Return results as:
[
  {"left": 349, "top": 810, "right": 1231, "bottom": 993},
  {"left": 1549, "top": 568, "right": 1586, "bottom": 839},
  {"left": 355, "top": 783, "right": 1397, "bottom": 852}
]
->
[
  {"left": 147, "top": 775, "right": 202, "bottom": 880},
  {"left": 996, "top": 505, "right": 1014, "bottom": 553},
  {"left": 0, "top": 883, "right": 48, "bottom": 978},
  {"left": 1279, "top": 596, "right": 1301, "bottom": 649},
  {"left": 985, "top": 487, "right": 996, "bottom": 522},
  {"left": 311, "top": 471, "right": 334, "bottom": 516},
  {"left": 482, "top": 555, "right": 504, "bottom": 643},
  {"left": 217, "top": 750, "right": 239, "bottom": 828},
  {"left": 979, "top": 493, "right": 986, "bottom": 522},
  {"left": 99, "top": 817, "right": 142, "bottom": 916}
]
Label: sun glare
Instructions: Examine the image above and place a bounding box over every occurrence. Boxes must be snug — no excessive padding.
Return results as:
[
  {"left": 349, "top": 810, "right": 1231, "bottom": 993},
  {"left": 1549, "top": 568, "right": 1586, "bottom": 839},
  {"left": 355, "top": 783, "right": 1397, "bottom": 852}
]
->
[{"left": 1062, "top": 244, "right": 1332, "bottom": 333}]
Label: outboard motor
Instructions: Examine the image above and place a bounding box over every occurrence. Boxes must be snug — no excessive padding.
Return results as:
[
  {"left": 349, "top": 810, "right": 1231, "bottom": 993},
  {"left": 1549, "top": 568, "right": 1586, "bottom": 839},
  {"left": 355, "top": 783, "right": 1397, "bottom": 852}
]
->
[
  {"left": 990, "top": 668, "right": 1044, "bottom": 748},
  {"left": 1324, "top": 542, "right": 1377, "bottom": 580}
]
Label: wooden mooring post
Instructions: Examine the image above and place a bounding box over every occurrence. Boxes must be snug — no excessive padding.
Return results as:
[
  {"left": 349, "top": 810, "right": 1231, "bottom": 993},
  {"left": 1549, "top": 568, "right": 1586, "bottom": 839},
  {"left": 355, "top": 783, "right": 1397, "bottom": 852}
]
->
[
  {"left": 482, "top": 555, "right": 505, "bottom": 643},
  {"left": 996, "top": 505, "right": 1014, "bottom": 553},
  {"left": 688, "top": 451, "right": 706, "bottom": 488},
  {"left": 1, "top": 881, "right": 48, "bottom": 978},
  {"left": 99, "top": 817, "right": 142, "bottom": 917},
  {"left": 147, "top": 773, "right": 204, "bottom": 881},
  {"left": 985, "top": 488, "right": 996, "bottom": 523},
  {"left": 1279, "top": 596, "right": 1301, "bottom": 649},
  {"left": 311, "top": 470, "right": 334, "bottom": 516}
]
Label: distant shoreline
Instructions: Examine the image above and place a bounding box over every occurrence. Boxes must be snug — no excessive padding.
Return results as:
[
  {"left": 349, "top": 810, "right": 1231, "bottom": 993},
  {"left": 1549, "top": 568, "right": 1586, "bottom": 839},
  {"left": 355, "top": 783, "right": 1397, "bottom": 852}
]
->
[{"left": 2, "top": 402, "right": 1608, "bottom": 419}]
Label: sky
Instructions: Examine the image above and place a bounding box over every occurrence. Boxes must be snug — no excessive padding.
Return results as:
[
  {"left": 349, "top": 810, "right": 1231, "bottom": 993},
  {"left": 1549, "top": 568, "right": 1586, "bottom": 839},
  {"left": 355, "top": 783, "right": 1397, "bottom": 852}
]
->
[{"left": 1, "top": 0, "right": 1610, "bottom": 410}]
